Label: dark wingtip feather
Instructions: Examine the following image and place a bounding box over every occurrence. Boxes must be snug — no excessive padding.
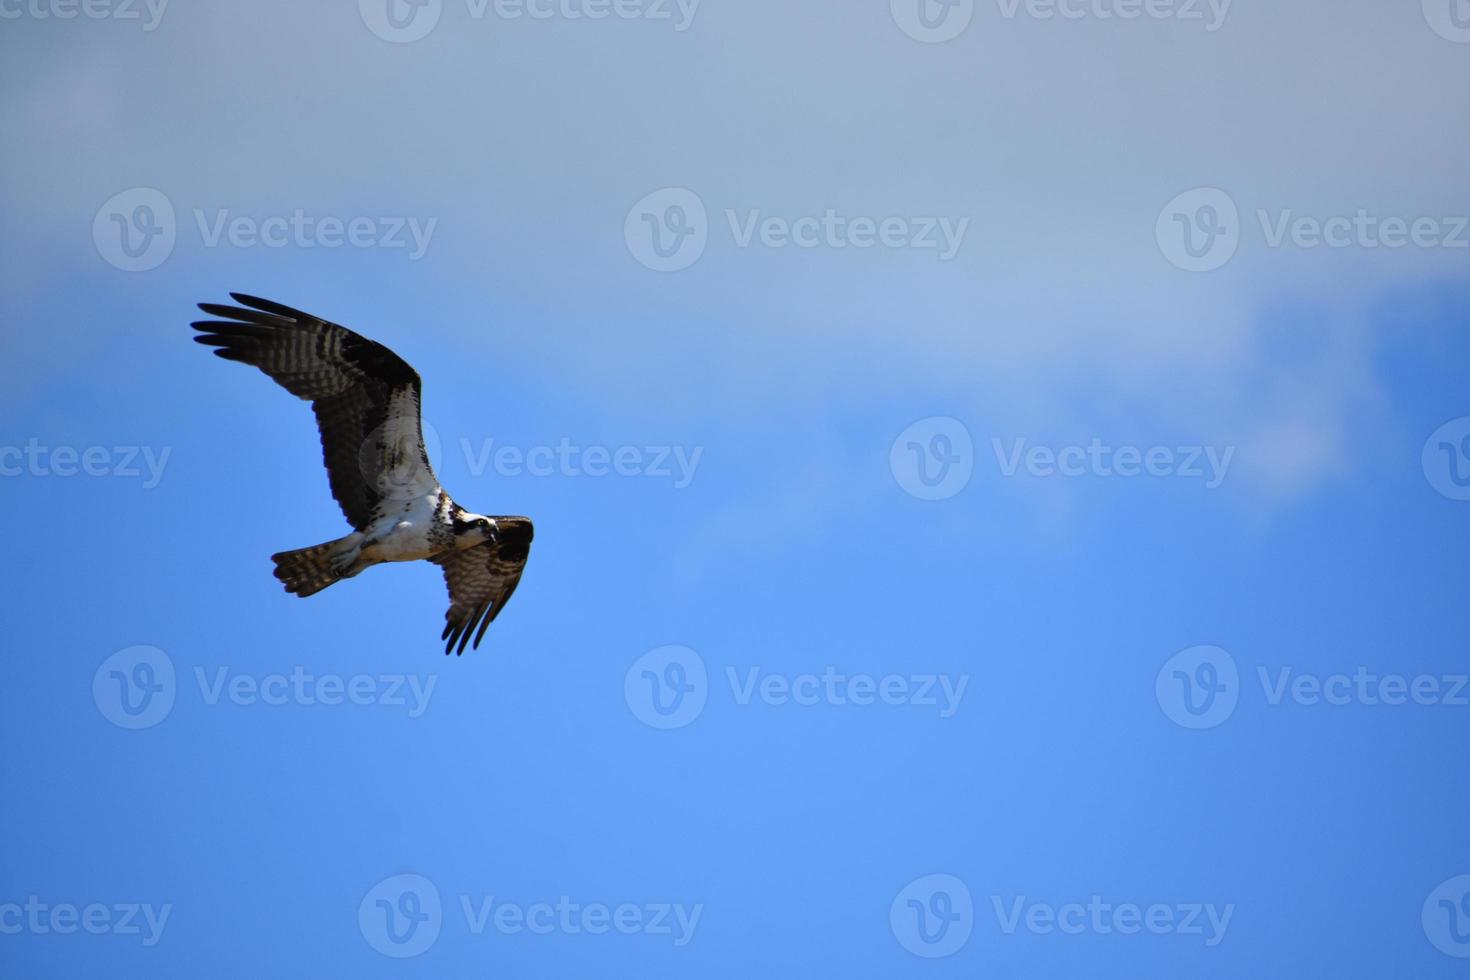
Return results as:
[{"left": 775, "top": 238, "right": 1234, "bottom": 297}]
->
[
  {"left": 456, "top": 605, "right": 485, "bottom": 656},
  {"left": 197, "top": 302, "right": 248, "bottom": 320},
  {"left": 472, "top": 606, "right": 496, "bottom": 649},
  {"left": 230, "top": 293, "right": 311, "bottom": 321}
]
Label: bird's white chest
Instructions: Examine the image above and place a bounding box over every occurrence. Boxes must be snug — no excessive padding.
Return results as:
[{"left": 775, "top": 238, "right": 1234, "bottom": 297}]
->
[{"left": 360, "top": 496, "right": 444, "bottom": 563}]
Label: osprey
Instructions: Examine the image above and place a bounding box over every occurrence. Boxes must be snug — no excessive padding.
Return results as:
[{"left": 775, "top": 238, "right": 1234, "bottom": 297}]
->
[{"left": 192, "top": 293, "right": 533, "bottom": 654}]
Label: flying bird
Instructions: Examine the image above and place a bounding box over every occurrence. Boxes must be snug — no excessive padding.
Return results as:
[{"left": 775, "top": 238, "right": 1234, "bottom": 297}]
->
[{"left": 192, "top": 293, "right": 533, "bottom": 654}]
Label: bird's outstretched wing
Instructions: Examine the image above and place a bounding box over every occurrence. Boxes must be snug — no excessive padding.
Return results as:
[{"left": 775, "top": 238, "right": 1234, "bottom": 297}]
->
[
  {"left": 434, "top": 518, "right": 534, "bottom": 654},
  {"left": 192, "top": 293, "right": 435, "bottom": 530}
]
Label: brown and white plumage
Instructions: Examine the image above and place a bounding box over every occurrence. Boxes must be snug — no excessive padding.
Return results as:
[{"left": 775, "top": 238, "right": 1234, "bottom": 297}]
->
[
  {"left": 192, "top": 293, "right": 534, "bottom": 654},
  {"left": 434, "top": 517, "right": 534, "bottom": 655},
  {"left": 192, "top": 292, "right": 430, "bottom": 528}
]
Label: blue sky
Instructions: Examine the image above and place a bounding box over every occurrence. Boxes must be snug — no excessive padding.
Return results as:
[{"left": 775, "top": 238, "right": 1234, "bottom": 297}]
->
[{"left": 2, "top": 1, "right": 1469, "bottom": 976}]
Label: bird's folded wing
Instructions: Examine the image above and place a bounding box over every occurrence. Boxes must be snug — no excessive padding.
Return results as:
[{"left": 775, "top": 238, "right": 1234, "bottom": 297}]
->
[
  {"left": 192, "top": 293, "right": 434, "bottom": 529},
  {"left": 434, "top": 522, "right": 533, "bottom": 654}
]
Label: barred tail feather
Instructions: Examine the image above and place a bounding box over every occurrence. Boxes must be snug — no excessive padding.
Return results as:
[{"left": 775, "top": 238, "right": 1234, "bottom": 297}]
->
[{"left": 271, "top": 542, "right": 341, "bottom": 597}]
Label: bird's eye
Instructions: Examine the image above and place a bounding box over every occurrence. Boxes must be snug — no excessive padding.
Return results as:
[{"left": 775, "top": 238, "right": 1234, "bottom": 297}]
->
[{"left": 478, "top": 518, "right": 490, "bottom": 528}]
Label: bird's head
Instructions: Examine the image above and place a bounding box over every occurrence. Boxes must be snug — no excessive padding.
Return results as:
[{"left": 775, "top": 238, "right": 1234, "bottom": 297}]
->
[{"left": 451, "top": 512, "right": 498, "bottom": 548}]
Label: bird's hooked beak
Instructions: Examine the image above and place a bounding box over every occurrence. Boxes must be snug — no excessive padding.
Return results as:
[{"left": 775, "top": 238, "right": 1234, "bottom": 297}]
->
[{"left": 452, "top": 513, "right": 498, "bottom": 547}]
